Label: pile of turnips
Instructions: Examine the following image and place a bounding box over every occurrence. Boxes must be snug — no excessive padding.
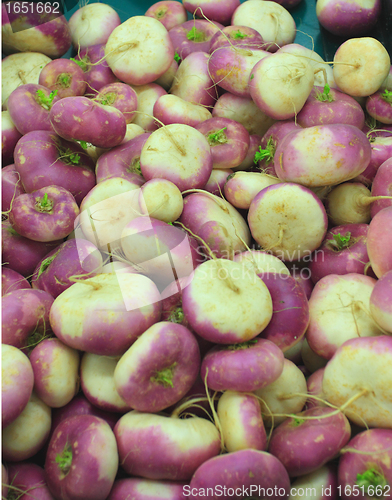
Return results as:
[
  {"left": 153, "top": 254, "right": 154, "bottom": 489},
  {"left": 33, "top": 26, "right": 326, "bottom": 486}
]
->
[{"left": 2, "top": 0, "right": 392, "bottom": 498}]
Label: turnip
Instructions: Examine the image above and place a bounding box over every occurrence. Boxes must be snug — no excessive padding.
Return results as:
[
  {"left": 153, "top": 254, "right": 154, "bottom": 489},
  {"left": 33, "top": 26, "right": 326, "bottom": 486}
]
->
[
  {"left": 2, "top": 392, "right": 51, "bottom": 462},
  {"left": 140, "top": 123, "right": 213, "bottom": 191},
  {"left": 274, "top": 125, "right": 371, "bottom": 187},
  {"left": 39, "top": 58, "right": 87, "bottom": 99},
  {"left": 68, "top": 3, "right": 120, "bottom": 50},
  {"left": 1, "top": 110, "right": 22, "bottom": 165},
  {"left": 201, "top": 338, "right": 284, "bottom": 391},
  {"left": 1, "top": 164, "right": 25, "bottom": 213},
  {"left": 366, "top": 89, "right": 392, "bottom": 124},
  {"left": 231, "top": 0, "right": 296, "bottom": 52},
  {"left": 139, "top": 179, "right": 183, "bottom": 223},
  {"left": 301, "top": 338, "right": 328, "bottom": 373},
  {"left": 289, "top": 465, "right": 338, "bottom": 500},
  {"left": 289, "top": 263, "right": 314, "bottom": 300},
  {"left": 355, "top": 134, "right": 392, "bottom": 186},
  {"left": 258, "top": 273, "right": 310, "bottom": 352},
  {"left": 182, "top": 258, "right": 273, "bottom": 343},
  {"left": 14, "top": 130, "right": 96, "bottom": 205},
  {"left": 224, "top": 171, "right": 281, "bottom": 209},
  {"left": 212, "top": 92, "right": 276, "bottom": 136},
  {"left": 307, "top": 368, "right": 327, "bottom": 410},
  {"left": 109, "top": 478, "right": 187, "bottom": 500},
  {"left": 248, "top": 183, "right": 328, "bottom": 261},
  {"left": 369, "top": 270, "right": 392, "bottom": 333},
  {"left": 30, "top": 338, "right": 80, "bottom": 408},
  {"left": 122, "top": 123, "right": 145, "bottom": 143},
  {"left": 6, "top": 462, "right": 54, "bottom": 500},
  {"left": 2, "top": 2, "right": 71, "bottom": 57},
  {"left": 2, "top": 267, "right": 31, "bottom": 295},
  {"left": 308, "top": 224, "right": 370, "bottom": 284},
  {"left": 188, "top": 449, "right": 290, "bottom": 499},
  {"left": 105, "top": 16, "right": 174, "bottom": 85},
  {"left": 114, "top": 410, "right": 221, "bottom": 480},
  {"left": 50, "top": 96, "right": 127, "bottom": 149},
  {"left": 114, "top": 321, "right": 200, "bottom": 412},
  {"left": 97, "top": 82, "right": 138, "bottom": 123},
  {"left": 209, "top": 25, "right": 265, "bottom": 53},
  {"left": 297, "top": 85, "right": 365, "bottom": 128},
  {"left": 269, "top": 407, "right": 351, "bottom": 477},
  {"left": 184, "top": 0, "right": 240, "bottom": 25},
  {"left": 217, "top": 391, "right": 267, "bottom": 452},
  {"left": 170, "top": 51, "right": 216, "bottom": 108},
  {"left": 370, "top": 158, "right": 392, "bottom": 217},
  {"left": 153, "top": 94, "right": 212, "bottom": 127},
  {"left": 131, "top": 83, "right": 167, "bottom": 132},
  {"left": 168, "top": 20, "right": 223, "bottom": 60},
  {"left": 316, "top": 0, "right": 381, "bottom": 37},
  {"left": 1, "top": 51, "right": 51, "bottom": 108},
  {"left": 333, "top": 37, "right": 391, "bottom": 97},
  {"left": 254, "top": 358, "right": 308, "bottom": 426},
  {"left": 233, "top": 249, "right": 290, "bottom": 276},
  {"left": 1, "top": 344, "right": 34, "bottom": 428},
  {"left": 204, "top": 169, "right": 231, "bottom": 196},
  {"left": 145, "top": 0, "right": 187, "bottom": 30},
  {"left": 322, "top": 335, "right": 392, "bottom": 428},
  {"left": 9, "top": 186, "right": 79, "bottom": 242},
  {"left": 234, "top": 133, "right": 263, "bottom": 171},
  {"left": 45, "top": 415, "right": 118, "bottom": 500},
  {"left": 307, "top": 273, "right": 383, "bottom": 360},
  {"left": 81, "top": 353, "right": 131, "bottom": 413},
  {"left": 2, "top": 288, "right": 53, "bottom": 350},
  {"left": 250, "top": 52, "right": 314, "bottom": 120},
  {"left": 338, "top": 428, "right": 392, "bottom": 499},
  {"left": 208, "top": 46, "right": 270, "bottom": 97},
  {"left": 155, "top": 58, "right": 178, "bottom": 91},
  {"left": 367, "top": 206, "right": 392, "bottom": 278}
]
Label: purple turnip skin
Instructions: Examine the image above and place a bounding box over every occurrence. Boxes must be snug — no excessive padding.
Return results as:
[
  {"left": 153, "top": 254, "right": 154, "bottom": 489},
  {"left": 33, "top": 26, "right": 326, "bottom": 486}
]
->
[
  {"left": 109, "top": 478, "right": 187, "bottom": 500},
  {"left": 316, "top": 0, "right": 382, "bottom": 37},
  {"left": 274, "top": 124, "right": 372, "bottom": 187},
  {"left": 50, "top": 96, "right": 127, "bottom": 149},
  {"left": 31, "top": 239, "right": 103, "bottom": 299},
  {"left": 14, "top": 130, "right": 96, "bottom": 205},
  {"left": 170, "top": 52, "right": 217, "bottom": 108},
  {"left": 195, "top": 117, "right": 250, "bottom": 169},
  {"left": 258, "top": 273, "right": 309, "bottom": 352},
  {"left": 289, "top": 465, "right": 338, "bottom": 500},
  {"left": 153, "top": 94, "right": 212, "bottom": 127},
  {"left": 7, "top": 84, "right": 60, "bottom": 135},
  {"left": 269, "top": 407, "right": 351, "bottom": 477},
  {"left": 1, "top": 464, "right": 7, "bottom": 499},
  {"left": 114, "top": 410, "right": 221, "bottom": 480},
  {"left": 49, "top": 273, "right": 162, "bottom": 356},
  {"left": 338, "top": 429, "right": 392, "bottom": 499},
  {"left": 6, "top": 462, "right": 55, "bottom": 500},
  {"left": 145, "top": 0, "right": 187, "bottom": 30},
  {"left": 2, "top": 267, "right": 31, "bottom": 296},
  {"left": 200, "top": 338, "right": 284, "bottom": 392},
  {"left": 1, "top": 164, "right": 25, "bottom": 212},
  {"left": 184, "top": 0, "right": 240, "bottom": 25},
  {"left": 74, "top": 44, "right": 118, "bottom": 96},
  {"left": 205, "top": 169, "right": 232, "bottom": 196},
  {"left": 297, "top": 86, "right": 365, "bottom": 129},
  {"left": 2, "top": 110, "right": 22, "bottom": 165},
  {"left": 2, "top": 392, "right": 51, "bottom": 462},
  {"left": 169, "top": 20, "right": 224, "bottom": 60},
  {"left": 208, "top": 46, "right": 270, "bottom": 97},
  {"left": 217, "top": 391, "right": 267, "bottom": 452},
  {"left": 355, "top": 135, "right": 392, "bottom": 186},
  {"left": 370, "top": 158, "right": 392, "bottom": 217},
  {"left": 366, "top": 90, "right": 392, "bottom": 124},
  {"left": 288, "top": 263, "right": 314, "bottom": 300},
  {"left": 306, "top": 368, "right": 327, "bottom": 409},
  {"left": 96, "top": 133, "right": 149, "bottom": 185},
  {"left": 2, "top": 3, "right": 71, "bottom": 57},
  {"left": 209, "top": 26, "right": 264, "bottom": 53},
  {"left": 97, "top": 83, "right": 138, "bottom": 123},
  {"left": 39, "top": 59, "right": 87, "bottom": 99},
  {"left": 9, "top": 186, "right": 79, "bottom": 242},
  {"left": 30, "top": 338, "right": 80, "bottom": 408},
  {"left": 81, "top": 352, "right": 131, "bottom": 413},
  {"left": 309, "top": 224, "right": 370, "bottom": 284},
  {"left": 2, "top": 220, "right": 61, "bottom": 277},
  {"left": 45, "top": 415, "right": 119, "bottom": 500},
  {"left": 367, "top": 206, "right": 392, "bottom": 278},
  {"left": 188, "top": 449, "right": 291, "bottom": 500},
  {"left": 370, "top": 270, "right": 392, "bottom": 333},
  {"left": 1, "top": 288, "right": 54, "bottom": 350},
  {"left": 114, "top": 322, "right": 200, "bottom": 413},
  {"left": 235, "top": 133, "right": 262, "bottom": 171},
  {"left": 2, "top": 344, "right": 34, "bottom": 428}
]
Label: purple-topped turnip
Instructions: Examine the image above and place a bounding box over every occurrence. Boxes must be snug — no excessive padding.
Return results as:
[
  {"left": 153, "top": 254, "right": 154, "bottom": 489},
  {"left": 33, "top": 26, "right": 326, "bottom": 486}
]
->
[
  {"left": 132, "top": 83, "right": 167, "bottom": 131},
  {"left": 153, "top": 94, "right": 212, "bottom": 127},
  {"left": 370, "top": 158, "right": 392, "bottom": 217},
  {"left": 369, "top": 270, "right": 392, "bottom": 334},
  {"left": 205, "top": 168, "right": 232, "bottom": 196},
  {"left": 1, "top": 110, "right": 22, "bottom": 165},
  {"left": 224, "top": 171, "right": 280, "bottom": 209},
  {"left": 367, "top": 206, "right": 392, "bottom": 278},
  {"left": 108, "top": 478, "right": 187, "bottom": 500},
  {"left": 184, "top": 0, "right": 240, "bottom": 25},
  {"left": 290, "top": 465, "right": 338, "bottom": 500},
  {"left": 39, "top": 58, "right": 87, "bottom": 99},
  {"left": 145, "top": 0, "right": 187, "bottom": 30},
  {"left": 209, "top": 25, "right": 264, "bottom": 52},
  {"left": 169, "top": 19, "right": 223, "bottom": 60},
  {"left": 2, "top": 267, "right": 31, "bottom": 295},
  {"left": 366, "top": 89, "right": 392, "bottom": 124},
  {"left": 97, "top": 82, "right": 138, "bottom": 123},
  {"left": 6, "top": 462, "right": 54, "bottom": 500},
  {"left": 1, "top": 164, "right": 25, "bottom": 213}
]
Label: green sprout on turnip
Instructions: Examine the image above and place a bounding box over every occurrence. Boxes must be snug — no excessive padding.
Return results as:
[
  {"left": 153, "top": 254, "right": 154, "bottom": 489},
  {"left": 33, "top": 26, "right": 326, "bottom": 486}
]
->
[
  {"left": 151, "top": 362, "right": 177, "bottom": 388},
  {"left": 78, "top": 141, "right": 88, "bottom": 149},
  {"left": 100, "top": 92, "right": 116, "bottom": 106},
  {"left": 316, "top": 84, "right": 334, "bottom": 103},
  {"left": 70, "top": 57, "right": 88, "bottom": 72},
  {"left": 187, "top": 27, "right": 206, "bottom": 42},
  {"left": 208, "top": 127, "right": 227, "bottom": 146},
  {"left": 330, "top": 232, "right": 352, "bottom": 251},
  {"left": 232, "top": 30, "right": 246, "bottom": 39},
  {"left": 55, "top": 444, "right": 73, "bottom": 474},
  {"left": 227, "top": 339, "right": 258, "bottom": 350},
  {"left": 174, "top": 52, "right": 181, "bottom": 63},
  {"left": 168, "top": 307, "right": 184, "bottom": 324},
  {"left": 57, "top": 72, "right": 71, "bottom": 88},
  {"left": 381, "top": 89, "right": 392, "bottom": 104},
  {"left": 254, "top": 136, "right": 276, "bottom": 165},
  {"left": 35, "top": 89, "right": 58, "bottom": 110},
  {"left": 356, "top": 468, "right": 388, "bottom": 493}
]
